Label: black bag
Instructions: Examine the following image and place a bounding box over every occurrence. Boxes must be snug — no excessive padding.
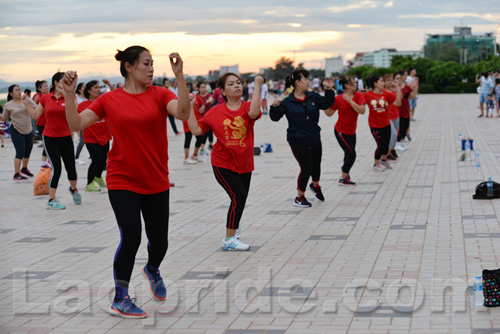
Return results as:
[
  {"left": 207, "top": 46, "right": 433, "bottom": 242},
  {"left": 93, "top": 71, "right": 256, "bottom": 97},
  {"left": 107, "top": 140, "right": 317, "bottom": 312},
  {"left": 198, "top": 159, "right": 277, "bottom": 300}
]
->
[
  {"left": 253, "top": 146, "right": 261, "bottom": 156},
  {"left": 473, "top": 180, "right": 500, "bottom": 199},
  {"left": 483, "top": 268, "right": 500, "bottom": 307}
]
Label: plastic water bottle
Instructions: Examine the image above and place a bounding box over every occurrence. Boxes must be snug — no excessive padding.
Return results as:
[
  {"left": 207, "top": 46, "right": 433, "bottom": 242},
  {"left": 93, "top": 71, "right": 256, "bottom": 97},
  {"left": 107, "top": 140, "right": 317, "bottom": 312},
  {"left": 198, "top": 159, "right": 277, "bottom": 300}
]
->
[
  {"left": 475, "top": 149, "right": 479, "bottom": 161},
  {"left": 476, "top": 161, "right": 482, "bottom": 175},
  {"left": 487, "top": 177, "right": 493, "bottom": 198},
  {"left": 474, "top": 276, "right": 484, "bottom": 306},
  {"left": 459, "top": 132, "right": 462, "bottom": 142},
  {"left": 202, "top": 149, "right": 208, "bottom": 163},
  {"left": 464, "top": 140, "right": 470, "bottom": 161}
]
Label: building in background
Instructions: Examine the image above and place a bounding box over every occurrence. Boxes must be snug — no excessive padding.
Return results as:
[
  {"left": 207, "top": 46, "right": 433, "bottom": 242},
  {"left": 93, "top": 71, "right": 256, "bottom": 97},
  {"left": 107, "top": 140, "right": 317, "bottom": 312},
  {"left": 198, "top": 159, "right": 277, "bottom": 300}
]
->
[
  {"left": 353, "top": 53, "right": 365, "bottom": 67},
  {"left": 325, "top": 56, "right": 344, "bottom": 77},
  {"left": 363, "top": 48, "right": 423, "bottom": 68},
  {"left": 424, "top": 26, "right": 496, "bottom": 64}
]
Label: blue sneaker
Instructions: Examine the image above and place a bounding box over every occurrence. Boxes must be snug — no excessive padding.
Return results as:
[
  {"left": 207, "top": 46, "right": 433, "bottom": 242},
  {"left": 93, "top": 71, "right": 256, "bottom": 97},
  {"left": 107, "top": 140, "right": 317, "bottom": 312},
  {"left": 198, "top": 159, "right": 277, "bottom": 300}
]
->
[
  {"left": 143, "top": 266, "right": 167, "bottom": 301},
  {"left": 69, "top": 187, "right": 82, "bottom": 205},
  {"left": 109, "top": 296, "right": 147, "bottom": 319},
  {"left": 46, "top": 199, "right": 66, "bottom": 210}
]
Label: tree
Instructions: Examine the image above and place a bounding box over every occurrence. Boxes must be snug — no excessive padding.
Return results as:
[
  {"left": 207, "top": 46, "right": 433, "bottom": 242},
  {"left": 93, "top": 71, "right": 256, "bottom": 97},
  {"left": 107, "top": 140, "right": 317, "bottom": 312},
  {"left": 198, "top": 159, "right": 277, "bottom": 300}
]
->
[
  {"left": 270, "top": 57, "right": 295, "bottom": 80},
  {"left": 425, "top": 42, "right": 460, "bottom": 63}
]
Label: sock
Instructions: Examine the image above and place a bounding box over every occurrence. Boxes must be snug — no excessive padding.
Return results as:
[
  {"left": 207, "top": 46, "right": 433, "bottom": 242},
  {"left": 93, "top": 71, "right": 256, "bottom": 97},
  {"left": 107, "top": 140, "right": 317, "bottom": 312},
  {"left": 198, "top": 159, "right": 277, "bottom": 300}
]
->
[
  {"left": 224, "top": 237, "right": 233, "bottom": 241},
  {"left": 381, "top": 159, "right": 387, "bottom": 162},
  {"left": 312, "top": 182, "right": 318, "bottom": 187},
  {"left": 48, "top": 198, "right": 54, "bottom": 202},
  {"left": 147, "top": 264, "right": 158, "bottom": 273},
  {"left": 115, "top": 286, "right": 129, "bottom": 302},
  {"left": 69, "top": 187, "right": 77, "bottom": 194}
]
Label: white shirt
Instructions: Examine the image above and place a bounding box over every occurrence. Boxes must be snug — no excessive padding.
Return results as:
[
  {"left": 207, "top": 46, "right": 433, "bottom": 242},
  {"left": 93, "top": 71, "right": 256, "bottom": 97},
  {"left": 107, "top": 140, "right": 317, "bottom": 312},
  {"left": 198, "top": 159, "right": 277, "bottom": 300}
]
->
[{"left": 261, "top": 84, "right": 268, "bottom": 100}]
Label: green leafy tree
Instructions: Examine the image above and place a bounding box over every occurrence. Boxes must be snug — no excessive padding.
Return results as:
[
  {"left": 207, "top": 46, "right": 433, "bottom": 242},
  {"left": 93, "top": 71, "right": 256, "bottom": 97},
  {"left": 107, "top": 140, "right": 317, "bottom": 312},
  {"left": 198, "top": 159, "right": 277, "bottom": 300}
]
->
[
  {"left": 425, "top": 42, "right": 460, "bottom": 63},
  {"left": 270, "top": 57, "right": 295, "bottom": 80}
]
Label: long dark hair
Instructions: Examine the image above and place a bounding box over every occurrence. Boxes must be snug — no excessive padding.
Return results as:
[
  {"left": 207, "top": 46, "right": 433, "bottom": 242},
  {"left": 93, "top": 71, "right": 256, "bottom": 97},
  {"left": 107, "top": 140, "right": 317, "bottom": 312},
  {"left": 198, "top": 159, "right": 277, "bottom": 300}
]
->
[
  {"left": 115, "top": 45, "right": 150, "bottom": 78},
  {"left": 285, "top": 69, "right": 309, "bottom": 90},
  {"left": 35, "top": 80, "right": 47, "bottom": 93},
  {"left": 7, "top": 84, "right": 19, "bottom": 101},
  {"left": 51, "top": 72, "right": 65, "bottom": 93},
  {"left": 83, "top": 80, "right": 99, "bottom": 99},
  {"left": 366, "top": 74, "right": 382, "bottom": 90}
]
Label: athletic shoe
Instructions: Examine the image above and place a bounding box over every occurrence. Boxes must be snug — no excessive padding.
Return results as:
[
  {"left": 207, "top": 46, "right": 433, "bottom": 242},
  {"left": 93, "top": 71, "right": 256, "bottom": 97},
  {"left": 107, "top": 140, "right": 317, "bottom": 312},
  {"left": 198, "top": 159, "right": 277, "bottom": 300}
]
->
[
  {"left": 395, "top": 143, "right": 406, "bottom": 151},
  {"left": 143, "top": 266, "right": 167, "bottom": 301},
  {"left": 209, "top": 145, "right": 213, "bottom": 151},
  {"left": 93, "top": 176, "right": 106, "bottom": 188},
  {"left": 309, "top": 183, "right": 325, "bottom": 201},
  {"left": 372, "top": 164, "right": 386, "bottom": 172},
  {"left": 13, "top": 173, "right": 28, "bottom": 181},
  {"left": 109, "top": 296, "right": 147, "bottom": 319},
  {"left": 41, "top": 163, "right": 51, "bottom": 169},
  {"left": 338, "top": 177, "right": 356, "bottom": 186},
  {"left": 391, "top": 150, "right": 399, "bottom": 158},
  {"left": 69, "top": 188, "right": 82, "bottom": 205},
  {"left": 406, "top": 133, "right": 412, "bottom": 141},
  {"left": 222, "top": 236, "right": 250, "bottom": 251},
  {"left": 381, "top": 160, "right": 392, "bottom": 169},
  {"left": 235, "top": 228, "right": 241, "bottom": 239},
  {"left": 20, "top": 168, "right": 34, "bottom": 177},
  {"left": 47, "top": 199, "right": 66, "bottom": 210},
  {"left": 401, "top": 143, "right": 408, "bottom": 150},
  {"left": 184, "top": 157, "right": 197, "bottom": 164},
  {"left": 175, "top": 131, "right": 183, "bottom": 136},
  {"left": 478, "top": 114, "right": 483, "bottom": 118},
  {"left": 193, "top": 154, "right": 203, "bottom": 162},
  {"left": 85, "top": 182, "right": 101, "bottom": 192},
  {"left": 294, "top": 195, "right": 312, "bottom": 208},
  {"left": 386, "top": 154, "right": 397, "bottom": 161},
  {"left": 75, "top": 159, "right": 86, "bottom": 165}
]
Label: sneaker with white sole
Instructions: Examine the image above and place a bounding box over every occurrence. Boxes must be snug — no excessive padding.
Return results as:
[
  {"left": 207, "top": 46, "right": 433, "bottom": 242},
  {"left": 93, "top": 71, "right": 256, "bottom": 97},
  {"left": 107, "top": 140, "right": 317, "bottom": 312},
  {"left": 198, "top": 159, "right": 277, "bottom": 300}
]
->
[
  {"left": 192, "top": 155, "right": 203, "bottom": 162},
  {"left": 184, "top": 157, "right": 197, "bottom": 164},
  {"left": 222, "top": 236, "right": 250, "bottom": 251},
  {"left": 69, "top": 187, "right": 82, "bottom": 205},
  {"left": 85, "top": 181, "right": 101, "bottom": 192},
  {"left": 235, "top": 228, "right": 241, "bottom": 239},
  {"left": 395, "top": 143, "right": 406, "bottom": 151},
  {"left": 294, "top": 195, "right": 312, "bottom": 207},
  {"left": 372, "top": 163, "right": 386, "bottom": 172},
  {"left": 75, "top": 159, "right": 86, "bottom": 165},
  {"left": 109, "top": 296, "right": 147, "bottom": 319},
  {"left": 94, "top": 176, "right": 106, "bottom": 188},
  {"left": 380, "top": 160, "right": 392, "bottom": 169},
  {"left": 47, "top": 199, "right": 66, "bottom": 210},
  {"left": 309, "top": 183, "right": 325, "bottom": 201}
]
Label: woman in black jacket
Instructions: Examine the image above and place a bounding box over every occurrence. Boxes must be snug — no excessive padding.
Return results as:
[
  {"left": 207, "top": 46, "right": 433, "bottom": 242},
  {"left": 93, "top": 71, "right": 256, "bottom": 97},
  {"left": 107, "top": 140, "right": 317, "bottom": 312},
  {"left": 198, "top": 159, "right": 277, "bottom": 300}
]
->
[{"left": 270, "top": 69, "right": 335, "bottom": 207}]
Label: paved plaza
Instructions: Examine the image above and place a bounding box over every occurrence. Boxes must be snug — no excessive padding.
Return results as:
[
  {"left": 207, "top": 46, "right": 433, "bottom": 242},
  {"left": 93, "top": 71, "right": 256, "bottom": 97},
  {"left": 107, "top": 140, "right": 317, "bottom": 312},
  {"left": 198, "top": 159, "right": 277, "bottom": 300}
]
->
[{"left": 1, "top": 93, "right": 499, "bottom": 333}]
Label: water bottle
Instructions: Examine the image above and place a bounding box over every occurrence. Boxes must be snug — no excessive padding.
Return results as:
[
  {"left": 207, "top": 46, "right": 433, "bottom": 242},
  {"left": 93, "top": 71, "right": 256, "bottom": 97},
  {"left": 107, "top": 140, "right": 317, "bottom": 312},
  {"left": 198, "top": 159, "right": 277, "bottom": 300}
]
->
[
  {"left": 475, "top": 149, "right": 479, "bottom": 161},
  {"left": 476, "top": 161, "right": 482, "bottom": 175},
  {"left": 459, "top": 132, "right": 462, "bottom": 142},
  {"left": 464, "top": 140, "right": 470, "bottom": 161},
  {"left": 473, "top": 276, "right": 484, "bottom": 306},
  {"left": 202, "top": 149, "right": 208, "bottom": 163},
  {"left": 487, "top": 177, "right": 493, "bottom": 198}
]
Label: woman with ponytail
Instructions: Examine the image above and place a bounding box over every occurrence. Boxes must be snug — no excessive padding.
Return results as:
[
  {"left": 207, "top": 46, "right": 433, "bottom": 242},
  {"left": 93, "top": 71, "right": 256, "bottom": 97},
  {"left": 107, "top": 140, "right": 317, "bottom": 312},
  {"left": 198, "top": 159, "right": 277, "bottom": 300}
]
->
[{"left": 62, "top": 46, "right": 190, "bottom": 319}]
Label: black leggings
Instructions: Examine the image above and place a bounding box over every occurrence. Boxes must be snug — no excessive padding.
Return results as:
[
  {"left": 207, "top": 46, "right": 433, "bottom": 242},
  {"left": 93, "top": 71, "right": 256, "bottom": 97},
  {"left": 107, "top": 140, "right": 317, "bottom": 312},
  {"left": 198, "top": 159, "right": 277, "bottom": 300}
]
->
[
  {"left": 334, "top": 130, "right": 356, "bottom": 174},
  {"left": 10, "top": 125, "right": 34, "bottom": 160},
  {"left": 213, "top": 166, "right": 252, "bottom": 230},
  {"left": 108, "top": 189, "right": 170, "bottom": 292},
  {"left": 75, "top": 131, "right": 85, "bottom": 159},
  {"left": 202, "top": 129, "right": 214, "bottom": 144},
  {"left": 85, "top": 142, "right": 109, "bottom": 185},
  {"left": 290, "top": 142, "right": 322, "bottom": 192},
  {"left": 43, "top": 135, "right": 77, "bottom": 189},
  {"left": 184, "top": 131, "right": 204, "bottom": 149},
  {"left": 370, "top": 125, "right": 391, "bottom": 160},
  {"left": 168, "top": 114, "right": 179, "bottom": 134},
  {"left": 398, "top": 117, "right": 410, "bottom": 141}
]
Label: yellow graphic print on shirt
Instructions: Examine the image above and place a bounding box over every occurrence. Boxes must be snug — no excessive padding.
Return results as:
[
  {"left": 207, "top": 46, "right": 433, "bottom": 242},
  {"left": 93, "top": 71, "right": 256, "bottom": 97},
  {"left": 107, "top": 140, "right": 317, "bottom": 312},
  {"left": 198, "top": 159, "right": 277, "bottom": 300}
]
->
[
  {"left": 223, "top": 116, "right": 247, "bottom": 147},
  {"left": 371, "top": 97, "right": 387, "bottom": 112}
]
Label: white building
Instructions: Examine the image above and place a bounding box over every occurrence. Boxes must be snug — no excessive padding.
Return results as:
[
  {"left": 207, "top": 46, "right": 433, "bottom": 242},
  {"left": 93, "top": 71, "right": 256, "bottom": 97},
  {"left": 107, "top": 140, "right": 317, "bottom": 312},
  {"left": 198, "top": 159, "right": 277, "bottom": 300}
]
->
[
  {"left": 219, "top": 64, "right": 240, "bottom": 75},
  {"left": 325, "top": 56, "right": 344, "bottom": 77},
  {"left": 353, "top": 53, "right": 365, "bottom": 67},
  {"left": 363, "top": 49, "right": 423, "bottom": 68}
]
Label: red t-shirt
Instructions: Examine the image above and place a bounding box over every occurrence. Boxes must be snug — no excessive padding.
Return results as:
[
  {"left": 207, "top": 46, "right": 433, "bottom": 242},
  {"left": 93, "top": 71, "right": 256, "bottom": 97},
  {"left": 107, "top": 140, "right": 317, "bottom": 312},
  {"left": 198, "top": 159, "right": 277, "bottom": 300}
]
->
[
  {"left": 364, "top": 90, "right": 395, "bottom": 128},
  {"left": 34, "top": 93, "right": 46, "bottom": 127},
  {"left": 88, "top": 86, "right": 177, "bottom": 194},
  {"left": 383, "top": 90, "right": 399, "bottom": 120},
  {"left": 398, "top": 85, "right": 413, "bottom": 118},
  {"left": 39, "top": 92, "right": 72, "bottom": 137},
  {"left": 198, "top": 93, "right": 212, "bottom": 116},
  {"left": 77, "top": 100, "right": 111, "bottom": 145},
  {"left": 182, "top": 94, "right": 203, "bottom": 133},
  {"left": 332, "top": 92, "right": 366, "bottom": 135},
  {"left": 198, "top": 101, "right": 261, "bottom": 173}
]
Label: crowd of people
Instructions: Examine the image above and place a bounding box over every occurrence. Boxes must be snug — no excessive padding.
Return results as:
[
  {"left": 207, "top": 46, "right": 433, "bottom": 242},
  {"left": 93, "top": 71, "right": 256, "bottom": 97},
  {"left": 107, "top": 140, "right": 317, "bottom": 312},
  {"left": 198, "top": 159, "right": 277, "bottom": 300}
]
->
[{"left": 5, "top": 44, "right": 493, "bottom": 319}]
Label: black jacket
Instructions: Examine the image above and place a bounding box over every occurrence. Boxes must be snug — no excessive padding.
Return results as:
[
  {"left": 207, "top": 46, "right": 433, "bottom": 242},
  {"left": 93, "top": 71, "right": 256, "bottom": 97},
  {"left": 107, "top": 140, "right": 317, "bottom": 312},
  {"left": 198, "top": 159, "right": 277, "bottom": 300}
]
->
[{"left": 270, "top": 90, "right": 335, "bottom": 146}]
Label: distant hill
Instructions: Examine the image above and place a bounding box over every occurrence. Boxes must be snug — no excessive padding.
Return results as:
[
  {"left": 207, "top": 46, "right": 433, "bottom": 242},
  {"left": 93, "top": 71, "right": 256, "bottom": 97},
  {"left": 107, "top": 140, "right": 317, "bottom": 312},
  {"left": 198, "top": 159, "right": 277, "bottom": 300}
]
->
[{"left": 0, "top": 76, "right": 126, "bottom": 93}]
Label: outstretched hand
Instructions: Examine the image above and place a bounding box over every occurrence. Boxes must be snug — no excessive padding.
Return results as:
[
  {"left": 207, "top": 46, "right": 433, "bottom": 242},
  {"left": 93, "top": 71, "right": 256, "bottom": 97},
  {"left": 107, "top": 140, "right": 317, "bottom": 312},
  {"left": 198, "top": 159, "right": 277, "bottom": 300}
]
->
[
  {"left": 62, "top": 71, "right": 78, "bottom": 95},
  {"left": 169, "top": 53, "right": 184, "bottom": 76}
]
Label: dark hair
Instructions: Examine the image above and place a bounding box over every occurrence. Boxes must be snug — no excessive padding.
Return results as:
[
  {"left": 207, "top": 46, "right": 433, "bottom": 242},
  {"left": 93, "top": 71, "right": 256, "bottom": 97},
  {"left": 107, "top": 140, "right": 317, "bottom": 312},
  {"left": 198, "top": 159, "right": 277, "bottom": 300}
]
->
[
  {"left": 162, "top": 77, "right": 169, "bottom": 85},
  {"left": 394, "top": 70, "right": 405, "bottom": 78},
  {"left": 115, "top": 45, "right": 150, "bottom": 78},
  {"left": 217, "top": 72, "right": 242, "bottom": 102},
  {"left": 24, "top": 89, "right": 31, "bottom": 95},
  {"left": 7, "top": 84, "right": 19, "bottom": 101},
  {"left": 366, "top": 75, "right": 382, "bottom": 89},
  {"left": 83, "top": 80, "right": 99, "bottom": 99},
  {"left": 496, "top": 78, "right": 500, "bottom": 85},
  {"left": 76, "top": 82, "right": 85, "bottom": 94},
  {"left": 339, "top": 75, "right": 355, "bottom": 90},
  {"left": 483, "top": 71, "right": 489, "bottom": 78},
  {"left": 286, "top": 69, "right": 309, "bottom": 90},
  {"left": 51, "top": 72, "right": 65, "bottom": 92},
  {"left": 408, "top": 67, "right": 416, "bottom": 73},
  {"left": 35, "top": 80, "right": 47, "bottom": 93}
]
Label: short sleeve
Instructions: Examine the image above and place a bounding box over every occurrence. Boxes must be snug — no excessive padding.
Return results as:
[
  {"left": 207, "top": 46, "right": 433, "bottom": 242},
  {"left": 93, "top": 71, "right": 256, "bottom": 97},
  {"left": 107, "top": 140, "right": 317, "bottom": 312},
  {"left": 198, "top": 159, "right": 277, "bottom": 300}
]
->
[
  {"left": 354, "top": 92, "right": 366, "bottom": 105},
  {"left": 88, "top": 96, "right": 106, "bottom": 119},
  {"left": 39, "top": 95, "right": 47, "bottom": 108},
  {"left": 160, "top": 87, "right": 177, "bottom": 112},
  {"left": 385, "top": 91, "right": 396, "bottom": 104},
  {"left": 197, "top": 110, "right": 212, "bottom": 134}
]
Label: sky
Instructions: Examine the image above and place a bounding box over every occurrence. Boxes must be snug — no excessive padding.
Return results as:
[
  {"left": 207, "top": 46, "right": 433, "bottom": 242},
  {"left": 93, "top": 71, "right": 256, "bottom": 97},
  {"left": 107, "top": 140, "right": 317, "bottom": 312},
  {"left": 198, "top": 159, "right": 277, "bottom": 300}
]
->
[{"left": 0, "top": 0, "right": 499, "bottom": 83}]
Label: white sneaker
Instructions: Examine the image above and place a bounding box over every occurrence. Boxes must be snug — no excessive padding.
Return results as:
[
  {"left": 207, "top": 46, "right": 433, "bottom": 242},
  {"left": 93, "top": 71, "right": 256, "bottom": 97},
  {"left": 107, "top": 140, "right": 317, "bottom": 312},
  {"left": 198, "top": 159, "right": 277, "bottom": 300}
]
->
[
  {"left": 401, "top": 143, "right": 408, "bottom": 150},
  {"left": 75, "top": 159, "right": 86, "bottom": 165},
  {"left": 395, "top": 143, "right": 406, "bottom": 151},
  {"left": 372, "top": 163, "right": 386, "bottom": 172},
  {"left": 184, "top": 157, "right": 197, "bottom": 164},
  {"left": 381, "top": 160, "right": 392, "bottom": 169},
  {"left": 222, "top": 236, "right": 250, "bottom": 251},
  {"left": 193, "top": 155, "right": 204, "bottom": 162}
]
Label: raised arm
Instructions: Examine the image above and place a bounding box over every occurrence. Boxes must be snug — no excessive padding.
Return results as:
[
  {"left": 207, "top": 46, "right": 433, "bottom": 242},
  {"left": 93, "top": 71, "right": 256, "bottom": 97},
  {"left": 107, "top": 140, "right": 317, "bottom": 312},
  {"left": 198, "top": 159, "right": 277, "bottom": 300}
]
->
[
  {"left": 344, "top": 94, "right": 366, "bottom": 114},
  {"left": 248, "top": 76, "right": 263, "bottom": 120},
  {"left": 315, "top": 85, "right": 336, "bottom": 110},
  {"left": 62, "top": 71, "right": 100, "bottom": 131},
  {"left": 187, "top": 94, "right": 203, "bottom": 136},
  {"left": 409, "top": 78, "right": 419, "bottom": 98},
  {"left": 269, "top": 96, "right": 286, "bottom": 121},
  {"left": 166, "top": 53, "right": 190, "bottom": 121},
  {"left": 102, "top": 79, "right": 116, "bottom": 91},
  {"left": 23, "top": 96, "right": 44, "bottom": 120}
]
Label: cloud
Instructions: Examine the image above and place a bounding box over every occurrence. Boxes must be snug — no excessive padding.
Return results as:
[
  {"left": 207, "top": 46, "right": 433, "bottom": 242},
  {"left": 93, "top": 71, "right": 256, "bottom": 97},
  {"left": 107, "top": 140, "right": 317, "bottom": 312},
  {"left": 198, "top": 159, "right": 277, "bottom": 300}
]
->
[
  {"left": 327, "top": 0, "right": 383, "bottom": 13},
  {"left": 398, "top": 12, "right": 500, "bottom": 22}
]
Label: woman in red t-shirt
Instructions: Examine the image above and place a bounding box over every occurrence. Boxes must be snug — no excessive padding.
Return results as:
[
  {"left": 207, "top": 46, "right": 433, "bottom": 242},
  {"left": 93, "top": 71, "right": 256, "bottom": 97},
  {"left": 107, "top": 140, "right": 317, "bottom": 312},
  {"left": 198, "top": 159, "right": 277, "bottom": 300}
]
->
[
  {"left": 182, "top": 83, "right": 205, "bottom": 164},
  {"left": 24, "top": 72, "right": 82, "bottom": 210},
  {"left": 197, "top": 82, "right": 215, "bottom": 151},
  {"left": 325, "top": 75, "right": 366, "bottom": 186},
  {"left": 34, "top": 80, "right": 50, "bottom": 168},
  {"left": 383, "top": 74, "right": 402, "bottom": 160},
  {"left": 364, "top": 75, "right": 402, "bottom": 171},
  {"left": 77, "top": 80, "right": 114, "bottom": 192},
  {"left": 62, "top": 46, "right": 191, "bottom": 319},
  {"left": 394, "top": 70, "right": 418, "bottom": 151},
  {"left": 187, "top": 73, "right": 263, "bottom": 252}
]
